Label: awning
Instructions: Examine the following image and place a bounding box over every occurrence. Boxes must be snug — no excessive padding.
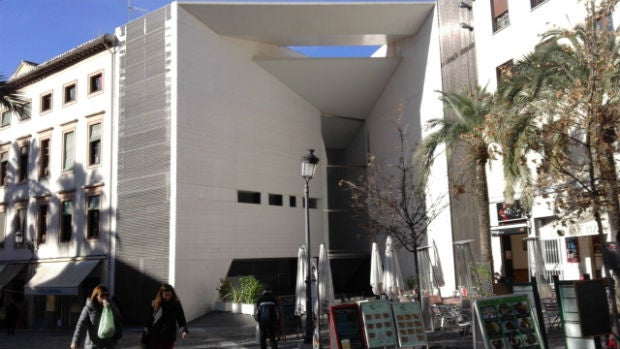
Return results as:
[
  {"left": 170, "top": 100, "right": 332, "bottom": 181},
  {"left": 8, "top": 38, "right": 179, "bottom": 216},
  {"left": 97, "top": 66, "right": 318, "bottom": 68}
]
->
[
  {"left": 0, "top": 264, "right": 25, "bottom": 289},
  {"left": 25, "top": 260, "right": 100, "bottom": 296}
]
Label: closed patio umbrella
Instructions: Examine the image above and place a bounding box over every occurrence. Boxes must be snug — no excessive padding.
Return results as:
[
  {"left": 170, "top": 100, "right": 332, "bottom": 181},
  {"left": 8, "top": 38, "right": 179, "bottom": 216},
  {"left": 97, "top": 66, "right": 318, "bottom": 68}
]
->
[
  {"left": 317, "top": 243, "right": 335, "bottom": 316},
  {"left": 382, "top": 236, "right": 405, "bottom": 300},
  {"left": 370, "top": 242, "right": 384, "bottom": 296},
  {"left": 295, "top": 245, "right": 308, "bottom": 316}
]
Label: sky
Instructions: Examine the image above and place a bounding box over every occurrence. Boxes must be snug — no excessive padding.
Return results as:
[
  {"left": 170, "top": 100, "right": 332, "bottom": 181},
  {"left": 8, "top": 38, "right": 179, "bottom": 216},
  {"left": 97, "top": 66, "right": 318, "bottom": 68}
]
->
[{"left": 0, "top": 0, "right": 380, "bottom": 77}]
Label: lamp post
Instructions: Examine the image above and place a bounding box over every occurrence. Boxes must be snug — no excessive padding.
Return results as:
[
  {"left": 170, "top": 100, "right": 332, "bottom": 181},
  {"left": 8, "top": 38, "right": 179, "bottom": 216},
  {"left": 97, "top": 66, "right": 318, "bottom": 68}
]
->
[{"left": 301, "top": 149, "right": 319, "bottom": 345}]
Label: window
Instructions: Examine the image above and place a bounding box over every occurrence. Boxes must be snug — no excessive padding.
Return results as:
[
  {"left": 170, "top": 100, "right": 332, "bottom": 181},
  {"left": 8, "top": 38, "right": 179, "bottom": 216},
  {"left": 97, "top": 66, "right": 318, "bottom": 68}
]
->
[
  {"left": 0, "top": 146, "right": 9, "bottom": 186},
  {"left": 41, "top": 92, "right": 53, "bottom": 113},
  {"left": 62, "top": 129, "right": 75, "bottom": 171},
  {"left": 0, "top": 205, "right": 5, "bottom": 248},
  {"left": 59, "top": 198, "right": 74, "bottom": 242},
  {"left": 89, "top": 72, "right": 103, "bottom": 94},
  {"left": 269, "top": 194, "right": 283, "bottom": 206},
  {"left": 491, "top": 0, "right": 510, "bottom": 32},
  {"left": 530, "top": 0, "right": 547, "bottom": 8},
  {"left": 86, "top": 194, "right": 100, "bottom": 239},
  {"left": 496, "top": 60, "right": 514, "bottom": 88},
  {"left": 237, "top": 190, "right": 261, "bottom": 204},
  {"left": 88, "top": 122, "right": 102, "bottom": 165},
  {"left": 39, "top": 136, "right": 50, "bottom": 178},
  {"left": 63, "top": 82, "right": 77, "bottom": 105},
  {"left": 289, "top": 196, "right": 297, "bottom": 207},
  {"left": 36, "top": 197, "right": 49, "bottom": 244},
  {"left": 17, "top": 142, "right": 29, "bottom": 183},
  {"left": 14, "top": 202, "right": 27, "bottom": 248},
  {"left": 1, "top": 111, "right": 11, "bottom": 127},
  {"left": 543, "top": 239, "right": 560, "bottom": 264}
]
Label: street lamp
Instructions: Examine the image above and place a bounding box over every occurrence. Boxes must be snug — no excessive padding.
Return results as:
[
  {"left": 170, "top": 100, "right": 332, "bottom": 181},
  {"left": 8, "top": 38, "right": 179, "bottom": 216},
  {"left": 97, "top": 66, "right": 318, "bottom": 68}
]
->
[{"left": 301, "top": 149, "right": 319, "bottom": 345}]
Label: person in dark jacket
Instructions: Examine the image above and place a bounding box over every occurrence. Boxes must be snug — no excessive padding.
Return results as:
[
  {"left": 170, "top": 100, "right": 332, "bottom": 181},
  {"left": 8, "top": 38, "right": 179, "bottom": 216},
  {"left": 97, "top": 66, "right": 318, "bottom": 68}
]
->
[
  {"left": 141, "top": 283, "right": 189, "bottom": 349},
  {"left": 254, "top": 288, "right": 280, "bottom": 349},
  {"left": 71, "top": 285, "right": 123, "bottom": 349}
]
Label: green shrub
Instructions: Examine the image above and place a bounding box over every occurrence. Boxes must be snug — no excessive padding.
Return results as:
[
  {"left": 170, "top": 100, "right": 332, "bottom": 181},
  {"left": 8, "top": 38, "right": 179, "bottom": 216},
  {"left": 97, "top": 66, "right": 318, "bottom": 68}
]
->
[
  {"left": 231, "top": 284, "right": 243, "bottom": 303},
  {"left": 216, "top": 278, "right": 233, "bottom": 302},
  {"left": 239, "top": 276, "right": 263, "bottom": 304}
]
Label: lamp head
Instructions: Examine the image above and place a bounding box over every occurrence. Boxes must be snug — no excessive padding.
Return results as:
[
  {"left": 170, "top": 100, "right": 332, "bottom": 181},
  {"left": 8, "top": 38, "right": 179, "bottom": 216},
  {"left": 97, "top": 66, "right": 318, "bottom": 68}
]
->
[{"left": 301, "top": 149, "right": 320, "bottom": 181}]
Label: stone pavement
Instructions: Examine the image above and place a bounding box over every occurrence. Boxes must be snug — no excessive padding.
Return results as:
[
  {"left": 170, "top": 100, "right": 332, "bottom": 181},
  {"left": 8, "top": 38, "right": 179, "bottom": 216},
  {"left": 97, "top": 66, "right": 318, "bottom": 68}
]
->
[{"left": 0, "top": 311, "right": 571, "bottom": 349}]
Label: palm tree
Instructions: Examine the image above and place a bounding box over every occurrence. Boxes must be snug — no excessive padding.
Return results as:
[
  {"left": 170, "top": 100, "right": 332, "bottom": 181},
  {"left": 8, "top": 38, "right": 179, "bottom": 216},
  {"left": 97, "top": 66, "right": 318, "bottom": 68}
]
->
[
  {"left": 498, "top": 0, "right": 620, "bottom": 240},
  {"left": 416, "top": 86, "right": 496, "bottom": 277},
  {"left": 0, "top": 74, "right": 26, "bottom": 119}
]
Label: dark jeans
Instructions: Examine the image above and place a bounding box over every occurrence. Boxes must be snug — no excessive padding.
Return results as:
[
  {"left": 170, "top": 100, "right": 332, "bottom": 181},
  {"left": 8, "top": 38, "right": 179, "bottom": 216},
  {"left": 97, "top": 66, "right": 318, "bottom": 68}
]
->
[{"left": 259, "top": 321, "right": 278, "bottom": 349}]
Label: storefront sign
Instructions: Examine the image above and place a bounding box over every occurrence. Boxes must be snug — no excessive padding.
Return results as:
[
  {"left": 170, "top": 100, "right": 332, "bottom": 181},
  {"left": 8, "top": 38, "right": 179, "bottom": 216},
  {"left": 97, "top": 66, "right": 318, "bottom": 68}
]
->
[
  {"left": 359, "top": 301, "right": 396, "bottom": 348},
  {"left": 391, "top": 302, "right": 428, "bottom": 348}
]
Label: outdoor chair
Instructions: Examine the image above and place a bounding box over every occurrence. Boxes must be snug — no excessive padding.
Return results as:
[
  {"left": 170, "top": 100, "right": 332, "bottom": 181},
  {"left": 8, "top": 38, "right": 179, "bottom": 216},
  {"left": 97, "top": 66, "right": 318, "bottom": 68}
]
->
[{"left": 431, "top": 303, "right": 471, "bottom": 335}]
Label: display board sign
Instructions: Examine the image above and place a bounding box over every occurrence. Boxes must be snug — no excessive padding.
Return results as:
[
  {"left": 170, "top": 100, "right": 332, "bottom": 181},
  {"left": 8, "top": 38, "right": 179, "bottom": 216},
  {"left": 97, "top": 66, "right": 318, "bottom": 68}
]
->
[
  {"left": 330, "top": 304, "right": 366, "bottom": 349},
  {"left": 392, "top": 301, "right": 428, "bottom": 348},
  {"left": 278, "top": 295, "right": 301, "bottom": 337},
  {"left": 574, "top": 279, "right": 610, "bottom": 337},
  {"left": 474, "top": 294, "right": 545, "bottom": 349},
  {"left": 359, "top": 301, "right": 397, "bottom": 348}
]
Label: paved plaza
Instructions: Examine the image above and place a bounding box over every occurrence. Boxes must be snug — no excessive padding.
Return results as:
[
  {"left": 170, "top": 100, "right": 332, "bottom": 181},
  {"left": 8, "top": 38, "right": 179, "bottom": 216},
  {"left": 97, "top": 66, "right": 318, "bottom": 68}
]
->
[{"left": 0, "top": 311, "right": 571, "bottom": 349}]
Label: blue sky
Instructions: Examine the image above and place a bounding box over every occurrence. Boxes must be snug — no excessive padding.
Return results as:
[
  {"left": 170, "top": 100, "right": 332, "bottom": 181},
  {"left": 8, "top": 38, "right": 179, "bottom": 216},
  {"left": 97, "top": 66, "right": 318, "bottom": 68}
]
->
[{"left": 0, "top": 0, "right": 379, "bottom": 77}]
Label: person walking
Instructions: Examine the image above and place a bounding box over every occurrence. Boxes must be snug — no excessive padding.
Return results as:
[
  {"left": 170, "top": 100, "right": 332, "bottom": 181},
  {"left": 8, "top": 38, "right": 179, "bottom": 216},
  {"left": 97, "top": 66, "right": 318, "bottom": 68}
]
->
[
  {"left": 254, "top": 288, "right": 280, "bottom": 349},
  {"left": 4, "top": 298, "right": 18, "bottom": 335},
  {"left": 141, "top": 283, "right": 189, "bottom": 349},
  {"left": 71, "top": 285, "right": 123, "bottom": 349}
]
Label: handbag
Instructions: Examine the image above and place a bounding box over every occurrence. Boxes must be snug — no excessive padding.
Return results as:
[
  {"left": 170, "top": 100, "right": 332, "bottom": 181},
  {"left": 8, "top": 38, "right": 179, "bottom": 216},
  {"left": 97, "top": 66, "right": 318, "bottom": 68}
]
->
[{"left": 98, "top": 305, "right": 115, "bottom": 339}]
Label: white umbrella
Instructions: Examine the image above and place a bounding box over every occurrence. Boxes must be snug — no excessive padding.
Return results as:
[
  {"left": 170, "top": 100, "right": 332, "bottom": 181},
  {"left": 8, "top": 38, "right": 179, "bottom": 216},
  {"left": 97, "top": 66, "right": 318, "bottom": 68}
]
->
[
  {"left": 370, "top": 242, "right": 384, "bottom": 296},
  {"left": 317, "top": 243, "right": 335, "bottom": 316},
  {"left": 295, "top": 245, "right": 308, "bottom": 316},
  {"left": 382, "top": 236, "right": 405, "bottom": 300}
]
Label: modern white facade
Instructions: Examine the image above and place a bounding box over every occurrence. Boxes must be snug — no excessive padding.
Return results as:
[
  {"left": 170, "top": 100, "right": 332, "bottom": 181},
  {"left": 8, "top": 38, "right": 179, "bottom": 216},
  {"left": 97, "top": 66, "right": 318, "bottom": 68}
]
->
[{"left": 1, "top": 1, "right": 460, "bottom": 326}]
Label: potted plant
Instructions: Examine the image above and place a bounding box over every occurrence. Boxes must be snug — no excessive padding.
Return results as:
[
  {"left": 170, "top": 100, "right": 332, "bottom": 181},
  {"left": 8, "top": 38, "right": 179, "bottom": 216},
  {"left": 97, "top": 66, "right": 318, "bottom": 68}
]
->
[
  {"left": 231, "top": 284, "right": 243, "bottom": 314},
  {"left": 214, "top": 278, "right": 233, "bottom": 312},
  {"left": 239, "top": 276, "right": 263, "bottom": 315}
]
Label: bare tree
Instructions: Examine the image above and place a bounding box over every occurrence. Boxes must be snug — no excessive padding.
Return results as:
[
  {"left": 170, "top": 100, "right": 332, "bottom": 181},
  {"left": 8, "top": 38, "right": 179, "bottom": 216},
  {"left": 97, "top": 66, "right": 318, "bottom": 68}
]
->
[{"left": 339, "top": 119, "right": 446, "bottom": 302}]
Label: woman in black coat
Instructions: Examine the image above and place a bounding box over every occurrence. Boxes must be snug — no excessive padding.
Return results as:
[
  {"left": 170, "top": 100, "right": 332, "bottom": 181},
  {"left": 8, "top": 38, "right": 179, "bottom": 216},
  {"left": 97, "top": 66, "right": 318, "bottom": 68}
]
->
[{"left": 141, "top": 284, "right": 189, "bottom": 349}]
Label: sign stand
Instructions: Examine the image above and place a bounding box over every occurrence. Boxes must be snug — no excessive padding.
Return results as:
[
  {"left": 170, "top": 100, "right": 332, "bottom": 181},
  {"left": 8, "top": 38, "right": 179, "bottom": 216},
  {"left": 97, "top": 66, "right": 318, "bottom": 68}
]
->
[{"left": 473, "top": 294, "right": 546, "bottom": 349}]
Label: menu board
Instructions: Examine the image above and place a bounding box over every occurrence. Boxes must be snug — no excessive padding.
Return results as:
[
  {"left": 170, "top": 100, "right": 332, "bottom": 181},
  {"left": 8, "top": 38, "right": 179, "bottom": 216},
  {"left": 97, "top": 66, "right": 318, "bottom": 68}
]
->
[
  {"left": 278, "top": 295, "right": 301, "bottom": 337},
  {"left": 360, "top": 301, "right": 397, "bottom": 348},
  {"left": 475, "top": 294, "right": 544, "bottom": 349},
  {"left": 392, "top": 302, "right": 428, "bottom": 347},
  {"left": 330, "top": 304, "right": 366, "bottom": 349}
]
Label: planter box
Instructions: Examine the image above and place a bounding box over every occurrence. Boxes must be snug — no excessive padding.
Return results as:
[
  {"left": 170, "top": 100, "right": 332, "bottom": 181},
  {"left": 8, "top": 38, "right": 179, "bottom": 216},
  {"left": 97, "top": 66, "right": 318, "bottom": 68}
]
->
[
  {"left": 241, "top": 303, "right": 256, "bottom": 315},
  {"left": 214, "top": 301, "right": 232, "bottom": 312},
  {"left": 231, "top": 303, "right": 242, "bottom": 313}
]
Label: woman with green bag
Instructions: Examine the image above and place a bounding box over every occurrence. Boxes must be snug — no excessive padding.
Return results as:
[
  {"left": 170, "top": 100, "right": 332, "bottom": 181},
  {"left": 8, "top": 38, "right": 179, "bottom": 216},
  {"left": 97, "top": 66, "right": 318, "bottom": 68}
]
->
[{"left": 71, "top": 285, "right": 123, "bottom": 349}]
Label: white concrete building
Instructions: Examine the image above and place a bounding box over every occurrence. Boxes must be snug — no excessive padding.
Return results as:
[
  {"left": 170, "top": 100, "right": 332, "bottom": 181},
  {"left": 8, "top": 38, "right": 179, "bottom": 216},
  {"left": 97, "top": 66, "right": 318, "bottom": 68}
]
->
[{"left": 1, "top": 1, "right": 462, "bottom": 326}]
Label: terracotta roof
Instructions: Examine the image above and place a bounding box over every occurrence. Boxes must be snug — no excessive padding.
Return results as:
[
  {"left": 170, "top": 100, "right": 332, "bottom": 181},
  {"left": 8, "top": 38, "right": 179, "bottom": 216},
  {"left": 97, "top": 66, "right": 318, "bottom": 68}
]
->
[{"left": 10, "top": 34, "right": 117, "bottom": 88}]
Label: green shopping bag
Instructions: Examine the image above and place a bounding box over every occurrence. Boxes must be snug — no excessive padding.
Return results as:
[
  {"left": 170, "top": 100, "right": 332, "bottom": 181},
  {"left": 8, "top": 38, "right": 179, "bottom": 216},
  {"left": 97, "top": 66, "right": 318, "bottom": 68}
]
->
[{"left": 98, "top": 305, "right": 115, "bottom": 339}]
